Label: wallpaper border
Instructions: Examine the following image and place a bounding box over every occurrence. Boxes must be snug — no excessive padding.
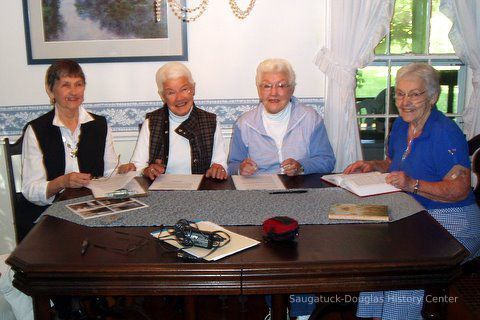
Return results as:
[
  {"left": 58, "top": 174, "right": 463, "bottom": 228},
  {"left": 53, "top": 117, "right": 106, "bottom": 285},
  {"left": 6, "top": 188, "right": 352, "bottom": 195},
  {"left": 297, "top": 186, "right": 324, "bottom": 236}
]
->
[{"left": 0, "top": 98, "right": 325, "bottom": 136}]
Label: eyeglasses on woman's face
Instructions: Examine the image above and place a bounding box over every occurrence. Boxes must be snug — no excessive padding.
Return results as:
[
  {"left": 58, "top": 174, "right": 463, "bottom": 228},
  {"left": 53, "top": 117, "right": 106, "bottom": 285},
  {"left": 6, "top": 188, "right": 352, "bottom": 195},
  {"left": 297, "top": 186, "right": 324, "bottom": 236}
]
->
[
  {"left": 161, "top": 76, "right": 195, "bottom": 116},
  {"left": 163, "top": 86, "right": 193, "bottom": 98},
  {"left": 258, "top": 82, "right": 291, "bottom": 91},
  {"left": 394, "top": 90, "right": 426, "bottom": 103}
]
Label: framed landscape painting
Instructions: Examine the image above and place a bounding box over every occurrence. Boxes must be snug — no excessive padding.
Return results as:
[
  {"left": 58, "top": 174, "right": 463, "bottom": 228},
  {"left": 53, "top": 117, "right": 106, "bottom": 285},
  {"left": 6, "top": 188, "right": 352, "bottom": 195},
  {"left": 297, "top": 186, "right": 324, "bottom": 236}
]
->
[{"left": 22, "top": 0, "right": 188, "bottom": 64}]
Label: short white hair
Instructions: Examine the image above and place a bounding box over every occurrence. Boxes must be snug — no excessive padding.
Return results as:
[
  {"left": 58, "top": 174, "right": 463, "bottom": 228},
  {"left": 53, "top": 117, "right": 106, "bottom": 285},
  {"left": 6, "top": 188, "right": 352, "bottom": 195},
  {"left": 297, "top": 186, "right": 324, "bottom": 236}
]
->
[
  {"left": 255, "top": 58, "right": 296, "bottom": 87},
  {"left": 156, "top": 62, "right": 195, "bottom": 95},
  {"left": 396, "top": 62, "right": 440, "bottom": 100}
]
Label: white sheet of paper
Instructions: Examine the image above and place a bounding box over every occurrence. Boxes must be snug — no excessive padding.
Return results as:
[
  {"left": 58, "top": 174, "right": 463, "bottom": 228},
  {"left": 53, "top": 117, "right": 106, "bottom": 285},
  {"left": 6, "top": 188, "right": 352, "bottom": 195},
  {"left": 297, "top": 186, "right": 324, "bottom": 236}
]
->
[
  {"left": 232, "top": 174, "right": 286, "bottom": 190},
  {"left": 87, "top": 171, "right": 138, "bottom": 198},
  {"left": 149, "top": 174, "right": 203, "bottom": 191},
  {"left": 151, "top": 221, "right": 260, "bottom": 261}
]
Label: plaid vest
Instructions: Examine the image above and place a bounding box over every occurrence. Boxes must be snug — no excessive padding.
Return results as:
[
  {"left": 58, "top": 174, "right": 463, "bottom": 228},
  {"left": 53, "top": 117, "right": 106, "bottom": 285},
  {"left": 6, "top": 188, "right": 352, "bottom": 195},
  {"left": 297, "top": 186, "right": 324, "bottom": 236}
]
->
[{"left": 146, "top": 105, "right": 216, "bottom": 174}]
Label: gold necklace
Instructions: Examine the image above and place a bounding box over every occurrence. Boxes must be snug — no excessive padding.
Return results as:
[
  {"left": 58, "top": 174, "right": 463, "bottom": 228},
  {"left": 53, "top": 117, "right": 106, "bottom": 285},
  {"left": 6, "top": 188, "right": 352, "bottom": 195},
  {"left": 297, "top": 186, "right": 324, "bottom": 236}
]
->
[{"left": 62, "top": 136, "right": 78, "bottom": 158}]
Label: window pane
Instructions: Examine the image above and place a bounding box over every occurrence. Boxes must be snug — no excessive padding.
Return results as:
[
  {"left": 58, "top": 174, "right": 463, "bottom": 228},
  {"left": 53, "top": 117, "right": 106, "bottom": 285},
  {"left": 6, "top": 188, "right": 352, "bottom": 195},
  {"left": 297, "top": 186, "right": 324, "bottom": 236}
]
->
[
  {"left": 359, "top": 117, "right": 387, "bottom": 160},
  {"left": 429, "top": 0, "right": 454, "bottom": 54},
  {"left": 374, "top": 36, "right": 387, "bottom": 55},
  {"left": 390, "top": 0, "right": 428, "bottom": 54},
  {"left": 436, "top": 66, "right": 459, "bottom": 113},
  {"left": 356, "top": 67, "right": 389, "bottom": 115}
]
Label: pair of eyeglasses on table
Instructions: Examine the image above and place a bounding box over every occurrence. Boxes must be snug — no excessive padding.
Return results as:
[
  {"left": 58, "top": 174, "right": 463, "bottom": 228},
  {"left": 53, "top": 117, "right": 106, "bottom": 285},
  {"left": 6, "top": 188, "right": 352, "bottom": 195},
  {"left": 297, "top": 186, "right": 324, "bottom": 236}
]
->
[
  {"left": 92, "top": 154, "right": 121, "bottom": 181},
  {"left": 81, "top": 230, "right": 149, "bottom": 255}
]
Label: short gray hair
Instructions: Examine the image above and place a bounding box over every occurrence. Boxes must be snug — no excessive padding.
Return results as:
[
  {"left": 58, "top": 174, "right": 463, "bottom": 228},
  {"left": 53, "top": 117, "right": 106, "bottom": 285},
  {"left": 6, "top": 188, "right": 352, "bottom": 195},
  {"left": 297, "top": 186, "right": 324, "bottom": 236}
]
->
[
  {"left": 156, "top": 62, "right": 195, "bottom": 95},
  {"left": 256, "top": 58, "right": 296, "bottom": 87},
  {"left": 396, "top": 62, "right": 440, "bottom": 100}
]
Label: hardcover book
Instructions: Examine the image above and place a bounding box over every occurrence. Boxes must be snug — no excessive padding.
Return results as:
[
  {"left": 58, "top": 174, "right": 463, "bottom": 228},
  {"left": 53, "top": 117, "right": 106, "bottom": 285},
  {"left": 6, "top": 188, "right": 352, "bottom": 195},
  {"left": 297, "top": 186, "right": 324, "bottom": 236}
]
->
[{"left": 321, "top": 172, "right": 400, "bottom": 197}]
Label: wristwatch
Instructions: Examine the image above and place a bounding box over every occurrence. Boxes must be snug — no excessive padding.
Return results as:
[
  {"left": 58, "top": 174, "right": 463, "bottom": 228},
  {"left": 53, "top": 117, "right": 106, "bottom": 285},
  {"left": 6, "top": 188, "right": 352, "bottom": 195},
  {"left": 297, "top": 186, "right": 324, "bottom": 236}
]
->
[{"left": 413, "top": 179, "right": 420, "bottom": 194}]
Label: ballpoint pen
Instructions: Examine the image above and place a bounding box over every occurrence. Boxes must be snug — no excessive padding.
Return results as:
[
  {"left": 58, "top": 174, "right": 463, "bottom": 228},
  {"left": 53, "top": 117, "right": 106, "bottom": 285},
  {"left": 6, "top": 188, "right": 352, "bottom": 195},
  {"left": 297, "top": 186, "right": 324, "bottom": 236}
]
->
[{"left": 269, "top": 190, "right": 308, "bottom": 195}]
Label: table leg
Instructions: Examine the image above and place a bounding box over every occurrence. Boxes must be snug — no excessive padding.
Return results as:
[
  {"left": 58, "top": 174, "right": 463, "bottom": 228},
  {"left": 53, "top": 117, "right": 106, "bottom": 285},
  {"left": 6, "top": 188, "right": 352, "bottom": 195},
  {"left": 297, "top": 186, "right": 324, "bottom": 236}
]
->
[
  {"left": 422, "top": 287, "right": 448, "bottom": 320},
  {"left": 32, "top": 296, "right": 51, "bottom": 320},
  {"left": 271, "top": 294, "right": 288, "bottom": 320},
  {"left": 183, "top": 295, "right": 196, "bottom": 320}
]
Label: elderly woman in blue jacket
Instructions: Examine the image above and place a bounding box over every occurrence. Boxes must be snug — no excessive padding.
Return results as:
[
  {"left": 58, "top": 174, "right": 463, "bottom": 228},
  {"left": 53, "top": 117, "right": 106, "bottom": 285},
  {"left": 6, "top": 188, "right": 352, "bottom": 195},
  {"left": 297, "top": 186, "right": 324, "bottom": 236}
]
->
[
  {"left": 228, "top": 58, "right": 335, "bottom": 319},
  {"left": 228, "top": 58, "right": 335, "bottom": 176}
]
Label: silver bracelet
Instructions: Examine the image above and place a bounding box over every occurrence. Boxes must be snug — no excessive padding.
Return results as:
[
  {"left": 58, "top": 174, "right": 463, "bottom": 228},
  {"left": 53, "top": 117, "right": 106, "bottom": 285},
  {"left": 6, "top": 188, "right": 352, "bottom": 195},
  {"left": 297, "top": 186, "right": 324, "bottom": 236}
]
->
[{"left": 413, "top": 179, "right": 420, "bottom": 194}]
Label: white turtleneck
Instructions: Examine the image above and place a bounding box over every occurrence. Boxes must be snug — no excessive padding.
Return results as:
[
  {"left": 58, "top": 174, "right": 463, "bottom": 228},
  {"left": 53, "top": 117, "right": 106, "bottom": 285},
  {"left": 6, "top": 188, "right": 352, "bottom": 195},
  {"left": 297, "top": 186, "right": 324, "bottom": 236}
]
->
[
  {"left": 262, "top": 102, "right": 292, "bottom": 163},
  {"left": 166, "top": 109, "right": 192, "bottom": 174}
]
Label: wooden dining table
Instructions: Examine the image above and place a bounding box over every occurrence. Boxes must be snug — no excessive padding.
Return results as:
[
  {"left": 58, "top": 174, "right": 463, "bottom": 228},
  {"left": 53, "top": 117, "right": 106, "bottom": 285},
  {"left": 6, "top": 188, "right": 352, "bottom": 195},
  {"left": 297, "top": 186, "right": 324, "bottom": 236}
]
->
[{"left": 6, "top": 174, "right": 467, "bottom": 320}]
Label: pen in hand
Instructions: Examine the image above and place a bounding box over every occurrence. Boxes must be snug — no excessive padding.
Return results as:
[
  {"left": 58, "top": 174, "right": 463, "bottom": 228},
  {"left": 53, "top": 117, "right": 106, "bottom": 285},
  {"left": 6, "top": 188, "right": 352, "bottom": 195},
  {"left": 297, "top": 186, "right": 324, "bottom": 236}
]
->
[{"left": 81, "top": 239, "right": 89, "bottom": 256}]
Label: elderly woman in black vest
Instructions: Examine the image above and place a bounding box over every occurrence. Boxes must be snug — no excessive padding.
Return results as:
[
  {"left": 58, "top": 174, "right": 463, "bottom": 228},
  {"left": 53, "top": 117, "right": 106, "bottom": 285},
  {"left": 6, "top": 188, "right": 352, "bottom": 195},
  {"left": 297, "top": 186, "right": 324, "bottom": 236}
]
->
[
  {"left": 19, "top": 59, "right": 118, "bottom": 319},
  {"left": 119, "top": 62, "right": 228, "bottom": 179},
  {"left": 22, "top": 59, "right": 118, "bottom": 220}
]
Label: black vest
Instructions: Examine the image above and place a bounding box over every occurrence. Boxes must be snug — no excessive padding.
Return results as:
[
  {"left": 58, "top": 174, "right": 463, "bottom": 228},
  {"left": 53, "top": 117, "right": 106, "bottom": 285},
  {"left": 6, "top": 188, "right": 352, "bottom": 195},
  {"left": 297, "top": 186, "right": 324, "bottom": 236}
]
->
[
  {"left": 29, "top": 110, "right": 107, "bottom": 181},
  {"left": 147, "top": 105, "right": 216, "bottom": 174}
]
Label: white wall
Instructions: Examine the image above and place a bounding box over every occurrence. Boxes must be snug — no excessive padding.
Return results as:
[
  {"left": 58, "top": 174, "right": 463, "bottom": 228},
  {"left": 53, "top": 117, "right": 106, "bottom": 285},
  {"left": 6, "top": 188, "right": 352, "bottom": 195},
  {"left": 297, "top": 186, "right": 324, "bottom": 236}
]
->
[{"left": 0, "top": 0, "right": 328, "bottom": 254}]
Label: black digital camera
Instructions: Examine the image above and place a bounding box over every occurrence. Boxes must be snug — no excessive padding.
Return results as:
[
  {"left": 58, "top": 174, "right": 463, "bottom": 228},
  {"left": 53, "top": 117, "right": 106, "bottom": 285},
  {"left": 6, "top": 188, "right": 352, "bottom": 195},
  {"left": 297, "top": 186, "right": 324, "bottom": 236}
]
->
[{"left": 173, "top": 219, "right": 225, "bottom": 249}]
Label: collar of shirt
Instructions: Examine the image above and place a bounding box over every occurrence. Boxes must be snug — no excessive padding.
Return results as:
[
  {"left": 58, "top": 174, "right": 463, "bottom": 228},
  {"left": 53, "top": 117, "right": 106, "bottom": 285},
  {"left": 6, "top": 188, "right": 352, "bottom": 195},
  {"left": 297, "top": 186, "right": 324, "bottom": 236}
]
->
[
  {"left": 52, "top": 105, "right": 95, "bottom": 128},
  {"left": 262, "top": 102, "right": 292, "bottom": 121},
  {"left": 169, "top": 107, "right": 193, "bottom": 124}
]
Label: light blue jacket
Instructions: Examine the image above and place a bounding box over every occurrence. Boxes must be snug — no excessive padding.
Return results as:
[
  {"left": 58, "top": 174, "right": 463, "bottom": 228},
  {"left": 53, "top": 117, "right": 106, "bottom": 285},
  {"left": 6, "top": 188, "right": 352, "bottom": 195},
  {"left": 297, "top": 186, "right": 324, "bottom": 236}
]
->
[{"left": 228, "top": 97, "right": 335, "bottom": 175}]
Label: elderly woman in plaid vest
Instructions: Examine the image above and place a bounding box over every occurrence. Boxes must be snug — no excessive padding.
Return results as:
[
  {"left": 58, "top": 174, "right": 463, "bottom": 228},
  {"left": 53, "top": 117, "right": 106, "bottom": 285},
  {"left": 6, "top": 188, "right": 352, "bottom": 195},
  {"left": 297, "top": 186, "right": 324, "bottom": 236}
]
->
[{"left": 119, "top": 62, "right": 228, "bottom": 180}]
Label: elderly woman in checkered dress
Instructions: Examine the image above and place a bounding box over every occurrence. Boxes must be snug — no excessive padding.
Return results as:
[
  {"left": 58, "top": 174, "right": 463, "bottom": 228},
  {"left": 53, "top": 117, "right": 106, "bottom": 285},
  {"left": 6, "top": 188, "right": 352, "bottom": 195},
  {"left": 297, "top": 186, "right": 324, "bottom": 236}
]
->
[{"left": 344, "top": 62, "right": 480, "bottom": 320}]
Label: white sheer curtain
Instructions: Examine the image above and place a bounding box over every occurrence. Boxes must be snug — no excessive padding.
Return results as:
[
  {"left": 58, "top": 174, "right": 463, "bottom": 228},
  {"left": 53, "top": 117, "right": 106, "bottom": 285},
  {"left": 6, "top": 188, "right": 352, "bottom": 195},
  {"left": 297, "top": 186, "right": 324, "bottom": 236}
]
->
[
  {"left": 440, "top": 0, "right": 480, "bottom": 139},
  {"left": 314, "top": 0, "right": 394, "bottom": 171}
]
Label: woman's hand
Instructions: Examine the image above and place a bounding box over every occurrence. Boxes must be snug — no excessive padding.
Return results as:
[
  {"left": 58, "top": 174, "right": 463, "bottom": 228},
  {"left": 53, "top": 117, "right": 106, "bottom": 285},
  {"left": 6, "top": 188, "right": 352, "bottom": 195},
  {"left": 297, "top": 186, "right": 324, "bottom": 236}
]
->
[
  {"left": 46, "top": 172, "right": 91, "bottom": 199},
  {"left": 143, "top": 159, "right": 166, "bottom": 180},
  {"left": 343, "top": 161, "right": 374, "bottom": 174},
  {"left": 344, "top": 159, "right": 391, "bottom": 174},
  {"left": 206, "top": 163, "right": 228, "bottom": 180},
  {"left": 63, "top": 172, "right": 92, "bottom": 188},
  {"left": 239, "top": 158, "right": 258, "bottom": 175},
  {"left": 118, "top": 163, "right": 136, "bottom": 174},
  {"left": 386, "top": 171, "right": 415, "bottom": 191},
  {"left": 280, "top": 158, "right": 303, "bottom": 176}
]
